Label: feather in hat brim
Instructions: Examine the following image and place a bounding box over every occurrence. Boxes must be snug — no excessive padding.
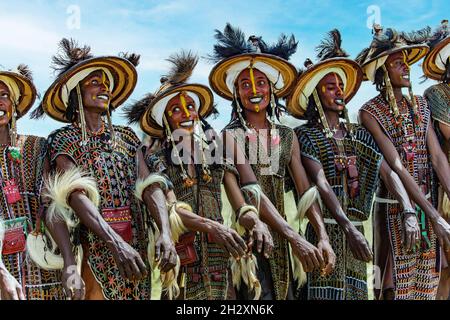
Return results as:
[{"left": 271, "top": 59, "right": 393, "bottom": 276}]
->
[
  {"left": 287, "top": 58, "right": 363, "bottom": 119},
  {"left": 209, "top": 53, "right": 297, "bottom": 101},
  {"left": 41, "top": 56, "right": 137, "bottom": 123},
  {"left": 0, "top": 69, "right": 37, "bottom": 118},
  {"left": 139, "top": 83, "right": 214, "bottom": 138}
]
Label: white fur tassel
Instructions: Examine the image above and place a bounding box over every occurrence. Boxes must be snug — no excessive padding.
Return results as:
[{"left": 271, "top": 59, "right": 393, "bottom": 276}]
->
[
  {"left": 26, "top": 230, "right": 83, "bottom": 272},
  {"left": 442, "top": 191, "right": 450, "bottom": 221},
  {"left": 44, "top": 167, "right": 99, "bottom": 228},
  {"left": 169, "top": 202, "right": 190, "bottom": 243},
  {"left": 135, "top": 174, "right": 170, "bottom": 202},
  {"left": 289, "top": 244, "right": 307, "bottom": 289},
  {"left": 296, "top": 186, "right": 319, "bottom": 222},
  {"left": 231, "top": 255, "right": 261, "bottom": 300},
  {"left": 147, "top": 216, "right": 182, "bottom": 300}
]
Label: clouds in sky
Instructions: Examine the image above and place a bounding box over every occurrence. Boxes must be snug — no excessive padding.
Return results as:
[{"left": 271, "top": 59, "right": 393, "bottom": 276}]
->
[{"left": 0, "top": 0, "right": 447, "bottom": 136}]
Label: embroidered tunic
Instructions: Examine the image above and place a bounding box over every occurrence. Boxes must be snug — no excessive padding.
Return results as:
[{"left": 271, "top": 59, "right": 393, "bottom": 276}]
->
[
  {"left": 47, "top": 123, "right": 151, "bottom": 300},
  {"left": 360, "top": 94, "right": 439, "bottom": 300},
  {"left": 0, "top": 135, "right": 64, "bottom": 300},
  {"left": 223, "top": 119, "right": 293, "bottom": 300},
  {"left": 296, "top": 124, "right": 382, "bottom": 300},
  {"left": 145, "top": 146, "right": 230, "bottom": 300}
]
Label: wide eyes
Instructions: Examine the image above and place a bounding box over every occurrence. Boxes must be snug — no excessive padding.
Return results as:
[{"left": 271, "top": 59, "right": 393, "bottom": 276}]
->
[
  {"left": 0, "top": 92, "right": 9, "bottom": 99},
  {"left": 241, "top": 79, "right": 266, "bottom": 88},
  {"left": 171, "top": 104, "right": 195, "bottom": 114}
]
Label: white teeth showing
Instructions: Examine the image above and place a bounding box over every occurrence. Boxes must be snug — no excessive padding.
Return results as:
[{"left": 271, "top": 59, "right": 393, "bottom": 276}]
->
[
  {"left": 249, "top": 97, "right": 263, "bottom": 104},
  {"left": 0, "top": 111, "right": 5, "bottom": 117},
  {"left": 97, "top": 94, "right": 109, "bottom": 101},
  {"left": 180, "top": 121, "right": 193, "bottom": 127},
  {"left": 402, "top": 75, "right": 410, "bottom": 80},
  {"left": 335, "top": 99, "right": 344, "bottom": 105}
]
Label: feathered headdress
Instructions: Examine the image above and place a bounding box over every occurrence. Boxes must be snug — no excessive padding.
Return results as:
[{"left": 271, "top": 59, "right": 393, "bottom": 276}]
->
[
  {"left": 208, "top": 23, "right": 298, "bottom": 63},
  {"left": 31, "top": 38, "right": 140, "bottom": 122},
  {"left": 287, "top": 29, "right": 363, "bottom": 126},
  {"left": 355, "top": 27, "right": 429, "bottom": 72},
  {"left": 124, "top": 50, "right": 215, "bottom": 138},
  {"left": 356, "top": 27, "right": 430, "bottom": 126},
  {"left": 316, "top": 29, "right": 349, "bottom": 61}
]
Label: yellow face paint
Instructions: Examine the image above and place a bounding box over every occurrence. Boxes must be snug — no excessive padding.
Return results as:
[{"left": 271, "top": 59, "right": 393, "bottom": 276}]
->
[
  {"left": 249, "top": 66, "right": 260, "bottom": 112},
  {"left": 321, "top": 85, "right": 326, "bottom": 93},
  {"left": 179, "top": 92, "right": 190, "bottom": 117},
  {"left": 335, "top": 73, "right": 344, "bottom": 96},
  {"left": 168, "top": 110, "right": 173, "bottom": 117}
]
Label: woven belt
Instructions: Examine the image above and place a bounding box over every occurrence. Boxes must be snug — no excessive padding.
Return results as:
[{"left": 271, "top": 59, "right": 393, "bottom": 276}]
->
[
  {"left": 323, "top": 218, "right": 364, "bottom": 226},
  {"left": 375, "top": 193, "right": 431, "bottom": 204}
]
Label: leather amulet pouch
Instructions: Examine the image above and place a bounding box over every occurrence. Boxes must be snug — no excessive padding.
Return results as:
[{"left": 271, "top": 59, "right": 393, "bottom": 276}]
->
[
  {"left": 103, "top": 207, "right": 133, "bottom": 243},
  {"left": 176, "top": 232, "right": 198, "bottom": 266}
]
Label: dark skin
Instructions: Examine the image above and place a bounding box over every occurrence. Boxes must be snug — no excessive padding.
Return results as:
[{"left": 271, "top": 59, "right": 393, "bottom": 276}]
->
[
  {"left": 50, "top": 71, "right": 177, "bottom": 291},
  {"left": 221, "top": 69, "right": 334, "bottom": 274},
  {"left": 161, "top": 93, "right": 272, "bottom": 259},
  {"left": 301, "top": 73, "right": 419, "bottom": 264},
  {"left": 0, "top": 82, "right": 25, "bottom": 300},
  {"left": 360, "top": 51, "right": 450, "bottom": 253}
]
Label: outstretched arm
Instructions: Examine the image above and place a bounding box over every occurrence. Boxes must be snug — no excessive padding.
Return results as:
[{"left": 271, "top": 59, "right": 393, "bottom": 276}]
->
[
  {"left": 301, "top": 155, "right": 372, "bottom": 262},
  {"left": 360, "top": 110, "right": 450, "bottom": 250},
  {"left": 137, "top": 148, "right": 177, "bottom": 273},
  {"left": 289, "top": 137, "right": 335, "bottom": 273},
  {"left": 222, "top": 130, "right": 324, "bottom": 272},
  {"left": 223, "top": 171, "right": 273, "bottom": 258},
  {"left": 379, "top": 160, "right": 420, "bottom": 252},
  {"left": 54, "top": 154, "right": 147, "bottom": 281},
  {"left": 42, "top": 157, "right": 85, "bottom": 300}
]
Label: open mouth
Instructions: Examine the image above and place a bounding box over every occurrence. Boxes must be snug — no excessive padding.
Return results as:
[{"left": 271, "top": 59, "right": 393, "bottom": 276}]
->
[
  {"left": 402, "top": 74, "right": 410, "bottom": 80},
  {"left": 179, "top": 120, "right": 194, "bottom": 128},
  {"left": 249, "top": 96, "right": 263, "bottom": 104},
  {"left": 334, "top": 98, "right": 345, "bottom": 106},
  {"left": 97, "top": 94, "right": 110, "bottom": 101}
]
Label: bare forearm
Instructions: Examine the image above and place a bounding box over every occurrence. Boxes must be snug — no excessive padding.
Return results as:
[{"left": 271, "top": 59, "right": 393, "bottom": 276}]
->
[
  {"left": 258, "top": 193, "right": 298, "bottom": 242},
  {"left": 45, "top": 219, "right": 76, "bottom": 266},
  {"left": 380, "top": 161, "right": 414, "bottom": 211},
  {"left": 315, "top": 178, "right": 353, "bottom": 234},
  {"left": 305, "top": 204, "right": 329, "bottom": 241},
  {"left": 69, "top": 193, "right": 121, "bottom": 245},
  {"left": 142, "top": 185, "right": 171, "bottom": 236},
  {"left": 176, "top": 208, "right": 217, "bottom": 234}
]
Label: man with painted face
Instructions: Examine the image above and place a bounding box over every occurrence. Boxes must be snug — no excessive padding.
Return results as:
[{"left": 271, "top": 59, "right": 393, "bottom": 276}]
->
[
  {"left": 31, "top": 39, "right": 177, "bottom": 300},
  {"left": 126, "top": 51, "right": 273, "bottom": 300},
  {"left": 0, "top": 65, "right": 67, "bottom": 300},
  {"left": 209, "top": 24, "right": 335, "bottom": 300},
  {"left": 422, "top": 28, "right": 450, "bottom": 299},
  {"left": 357, "top": 28, "right": 450, "bottom": 300},
  {"left": 289, "top": 29, "right": 419, "bottom": 300}
]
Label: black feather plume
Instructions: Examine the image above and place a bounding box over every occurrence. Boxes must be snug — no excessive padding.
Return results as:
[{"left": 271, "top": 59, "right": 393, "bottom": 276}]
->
[
  {"left": 316, "top": 29, "right": 348, "bottom": 61},
  {"left": 30, "top": 102, "right": 45, "bottom": 119},
  {"left": 164, "top": 50, "right": 198, "bottom": 85},
  {"left": 208, "top": 23, "right": 252, "bottom": 63},
  {"left": 16, "top": 64, "right": 34, "bottom": 82},
  {"left": 51, "top": 38, "right": 93, "bottom": 76},
  {"left": 400, "top": 26, "right": 431, "bottom": 45},
  {"left": 123, "top": 93, "right": 155, "bottom": 124},
  {"left": 265, "top": 34, "right": 298, "bottom": 60},
  {"left": 120, "top": 52, "right": 141, "bottom": 67},
  {"left": 355, "top": 47, "right": 370, "bottom": 65}
]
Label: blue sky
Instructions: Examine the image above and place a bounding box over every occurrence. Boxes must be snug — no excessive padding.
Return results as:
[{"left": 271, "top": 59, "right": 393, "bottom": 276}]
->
[{"left": 0, "top": 0, "right": 448, "bottom": 137}]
